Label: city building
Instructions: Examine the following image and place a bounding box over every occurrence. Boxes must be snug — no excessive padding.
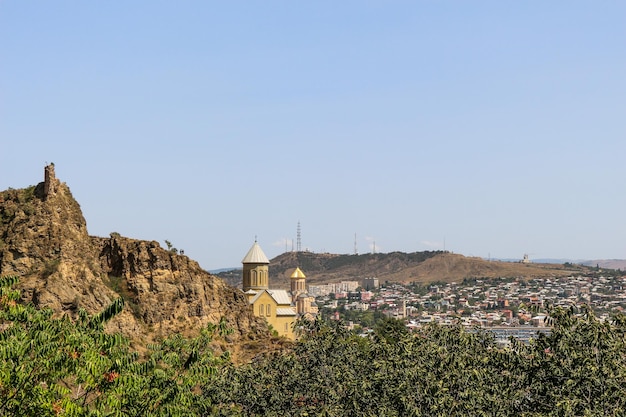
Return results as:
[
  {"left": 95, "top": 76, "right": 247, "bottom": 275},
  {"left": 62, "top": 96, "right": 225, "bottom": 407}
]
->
[{"left": 362, "top": 277, "right": 380, "bottom": 290}]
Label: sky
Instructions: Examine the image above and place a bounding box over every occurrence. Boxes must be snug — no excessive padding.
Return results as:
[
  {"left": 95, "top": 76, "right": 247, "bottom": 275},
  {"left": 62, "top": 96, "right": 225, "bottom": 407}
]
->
[{"left": 1, "top": 2, "right": 625, "bottom": 270}]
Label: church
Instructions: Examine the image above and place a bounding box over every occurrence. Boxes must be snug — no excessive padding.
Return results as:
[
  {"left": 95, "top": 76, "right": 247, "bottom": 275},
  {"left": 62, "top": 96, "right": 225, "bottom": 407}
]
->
[{"left": 241, "top": 241, "right": 317, "bottom": 340}]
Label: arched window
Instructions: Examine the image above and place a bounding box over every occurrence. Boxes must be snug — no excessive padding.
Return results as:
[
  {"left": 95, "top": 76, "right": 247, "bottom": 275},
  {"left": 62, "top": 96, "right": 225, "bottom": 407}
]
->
[
  {"left": 266, "top": 304, "right": 271, "bottom": 316},
  {"left": 252, "top": 270, "right": 257, "bottom": 286},
  {"left": 260, "top": 304, "right": 264, "bottom": 316}
]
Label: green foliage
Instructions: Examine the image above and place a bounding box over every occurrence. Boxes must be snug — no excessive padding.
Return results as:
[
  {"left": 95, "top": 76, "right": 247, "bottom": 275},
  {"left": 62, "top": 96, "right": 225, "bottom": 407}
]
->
[
  {"left": 335, "top": 308, "right": 386, "bottom": 329},
  {"left": 373, "top": 316, "right": 409, "bottom": 344},
  {"left": 0, "top": 276, "right": 230, "bottom": 416},
  {"left": 165, "top": 239, "right": 179, "bottom": 255},
  {"left": 5, "top": 271, "right": 626, "bottom": 416},
  {"left": 0, "top": 186, "right": 37, "bottom": 222},
  {"left": 0, "top": 277, "right": 130, "bottom": 416},
  {"left": 21, "top": 185, "right": 36, "bottom": 202},
  {"left": 515, "top": 305, "right": 626, "bottom": 416},
  {"left": 210, "top": 309, "right": 626, "bottom": 416}
]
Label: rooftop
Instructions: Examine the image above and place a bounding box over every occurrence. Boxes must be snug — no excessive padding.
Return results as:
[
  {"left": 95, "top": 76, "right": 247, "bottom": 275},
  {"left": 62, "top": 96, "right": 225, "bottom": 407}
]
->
[
  {"left": 290, "top": 267, "right": 306, "bottom": 279},
  {"left": 242, "top": 241, "right": 270, "bottom": 264}
]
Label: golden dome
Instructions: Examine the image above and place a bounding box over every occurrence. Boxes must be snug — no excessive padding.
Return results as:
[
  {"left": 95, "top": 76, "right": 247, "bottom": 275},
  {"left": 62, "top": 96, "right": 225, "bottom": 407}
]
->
[{"left": 290, "top": 267, "right": 306, "bottom": 279}]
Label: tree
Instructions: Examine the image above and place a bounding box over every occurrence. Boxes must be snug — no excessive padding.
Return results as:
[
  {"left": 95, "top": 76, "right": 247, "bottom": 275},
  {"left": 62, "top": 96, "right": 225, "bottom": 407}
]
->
[
  {"left": 373, "top": 316, "right": 409, "bottom": 344},
  {"left": 6, "top": 271, "right": 626, "bottom": 416},
  {"left": 209, "top": 306, "right": 626, "bottom": 416},
  {"left": 0, "top": 276, "right": 230, "bottom": 416},
  {"left": 164, "top": 239, "right": 178, "bottom": 254}
]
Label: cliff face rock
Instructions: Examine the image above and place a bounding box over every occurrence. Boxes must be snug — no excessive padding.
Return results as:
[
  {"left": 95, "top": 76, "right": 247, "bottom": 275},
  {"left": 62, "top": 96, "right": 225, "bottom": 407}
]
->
[
  {"left": 0, "top": 165, "right": 111, "bottom": 315},
  {"left": 94, "top": 236, "right": 265, "bottom": 342},
  {"left": 0, "top": 165, "right": 272, "bottom": 360}
]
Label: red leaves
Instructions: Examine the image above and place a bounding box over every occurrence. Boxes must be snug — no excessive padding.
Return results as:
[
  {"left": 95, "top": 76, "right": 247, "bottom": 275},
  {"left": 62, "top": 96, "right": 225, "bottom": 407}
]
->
[{"left": 103, "top": 371, "right": 119, "bottom": 383}]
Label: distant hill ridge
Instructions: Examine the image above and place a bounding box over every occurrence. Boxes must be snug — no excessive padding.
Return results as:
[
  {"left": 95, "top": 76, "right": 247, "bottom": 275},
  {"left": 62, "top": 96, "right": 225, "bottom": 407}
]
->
[
  {"left": 497, "top": 258, "right": 626, "bottom": 270},
  {"left": 218, "top": 249, "right": 598, "bottom": 288},
  {"left": 580, "top": 259, "right": 626, "bottom": 270}
]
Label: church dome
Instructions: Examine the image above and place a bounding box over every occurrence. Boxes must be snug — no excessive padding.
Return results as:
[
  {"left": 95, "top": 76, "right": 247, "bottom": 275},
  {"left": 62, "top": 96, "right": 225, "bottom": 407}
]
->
[
  {"left": 242, "top": 241, "right": 270, "bottom": 264},
  {"left": 290, "top": 267, "right": 306, "bottom": 279}
]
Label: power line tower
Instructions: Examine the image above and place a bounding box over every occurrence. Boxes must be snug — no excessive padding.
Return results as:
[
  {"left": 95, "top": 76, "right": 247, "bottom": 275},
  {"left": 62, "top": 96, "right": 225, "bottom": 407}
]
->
[{"left": 296, "top": 221, "right": 302, "bottom": 252}]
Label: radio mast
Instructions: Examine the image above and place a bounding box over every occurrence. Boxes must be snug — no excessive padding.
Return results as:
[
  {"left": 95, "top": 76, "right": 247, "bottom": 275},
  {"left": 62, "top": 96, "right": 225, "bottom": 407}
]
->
[{"left": 296, "top": 221, "right": 302, "bottom": 252}]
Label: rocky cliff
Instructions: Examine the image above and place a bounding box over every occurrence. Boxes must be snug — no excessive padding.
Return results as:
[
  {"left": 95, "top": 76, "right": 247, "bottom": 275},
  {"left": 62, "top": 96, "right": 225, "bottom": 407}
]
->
[{"left": 0, "top": 165, "right": 275, "bottom": 361}]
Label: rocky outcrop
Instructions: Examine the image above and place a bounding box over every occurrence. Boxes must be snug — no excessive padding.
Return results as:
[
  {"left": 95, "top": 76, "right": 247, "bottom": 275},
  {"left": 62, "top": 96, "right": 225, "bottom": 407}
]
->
[
  {"left": 93, "top": 235, "right": 266, "bottom": 342},
  {"left": 0, "top": 165, "right": 273, "bottom": 361},
  {"left": 0, "top": 164, "right": 109, "bottom": 315}
]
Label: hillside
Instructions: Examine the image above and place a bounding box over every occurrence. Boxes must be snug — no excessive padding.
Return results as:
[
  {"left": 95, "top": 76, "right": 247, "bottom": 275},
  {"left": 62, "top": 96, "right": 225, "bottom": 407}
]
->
[
  {"left": 220, "top": 249, "right": 591, "bottom": 288},
  {"left": 582, "top": 259, "right": 626, "bottom": 270},
  {"left": 0, "top": 165, "right": 278, "bottom": 362}
]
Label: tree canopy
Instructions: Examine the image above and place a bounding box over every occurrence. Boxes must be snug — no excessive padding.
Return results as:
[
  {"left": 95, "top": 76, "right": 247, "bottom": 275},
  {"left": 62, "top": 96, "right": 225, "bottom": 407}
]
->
[
  {"left": 0, "top": 275, "right": 229, "bottom": 416},
  {"left": 2, "top": 275, "right": 626, "bottom": 416}
]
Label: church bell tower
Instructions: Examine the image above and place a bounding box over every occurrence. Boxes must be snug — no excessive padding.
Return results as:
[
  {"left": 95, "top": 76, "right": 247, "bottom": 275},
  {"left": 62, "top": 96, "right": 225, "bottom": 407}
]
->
[
  {"left": 290, "top": 267, "right": 306, "bottom": 304},
  {"left": 242, "top": 240, "right": 270, "bottom": 292}
]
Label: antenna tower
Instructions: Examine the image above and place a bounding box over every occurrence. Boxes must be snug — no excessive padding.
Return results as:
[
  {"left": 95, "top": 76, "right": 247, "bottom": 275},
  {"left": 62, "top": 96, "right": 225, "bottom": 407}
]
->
[
  {"left": 296, "top": 221, "right": 302, "bottom": 252},
  {"left": 354, "top": 233, "right": 358, "bottom": 255}
]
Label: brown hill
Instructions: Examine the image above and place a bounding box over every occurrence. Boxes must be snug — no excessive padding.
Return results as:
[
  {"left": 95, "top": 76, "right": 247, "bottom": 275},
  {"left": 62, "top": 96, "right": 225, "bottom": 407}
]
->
[
  {"left": 218, "top": 249, "right": 589, "bottom": 288},
  {"left": 388, "top": 252, "right": 586, "bottom": 283},
  {"left": 583, "top": 259, "right": 626, "bottom": 270},
  {"left": 0, "top": 165, "right": 278, "bottom": 362}
]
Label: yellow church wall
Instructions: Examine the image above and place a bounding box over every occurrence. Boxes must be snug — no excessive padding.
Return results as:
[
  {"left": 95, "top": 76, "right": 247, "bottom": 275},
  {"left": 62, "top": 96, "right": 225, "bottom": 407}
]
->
[
  {"left": 272, "top": 314, "right": 296, "bottom": 340},
  {"left": 250, "top": 292, "right": 296, "bottom": 340}
]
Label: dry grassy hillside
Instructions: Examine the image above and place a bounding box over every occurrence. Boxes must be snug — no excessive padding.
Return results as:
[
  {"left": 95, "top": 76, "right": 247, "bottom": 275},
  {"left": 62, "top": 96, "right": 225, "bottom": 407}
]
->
[
  {"left": 381, "top": 252, "right": 585, "bottom": 283},
  {"left": 242, "top": 250, "right": 590, "bottom": 288}
]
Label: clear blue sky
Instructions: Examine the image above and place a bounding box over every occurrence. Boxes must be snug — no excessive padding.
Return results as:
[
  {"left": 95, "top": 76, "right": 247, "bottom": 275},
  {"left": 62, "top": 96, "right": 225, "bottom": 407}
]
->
[{"left": 1, "top": 2, "right": 625, "bottom": 270}]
